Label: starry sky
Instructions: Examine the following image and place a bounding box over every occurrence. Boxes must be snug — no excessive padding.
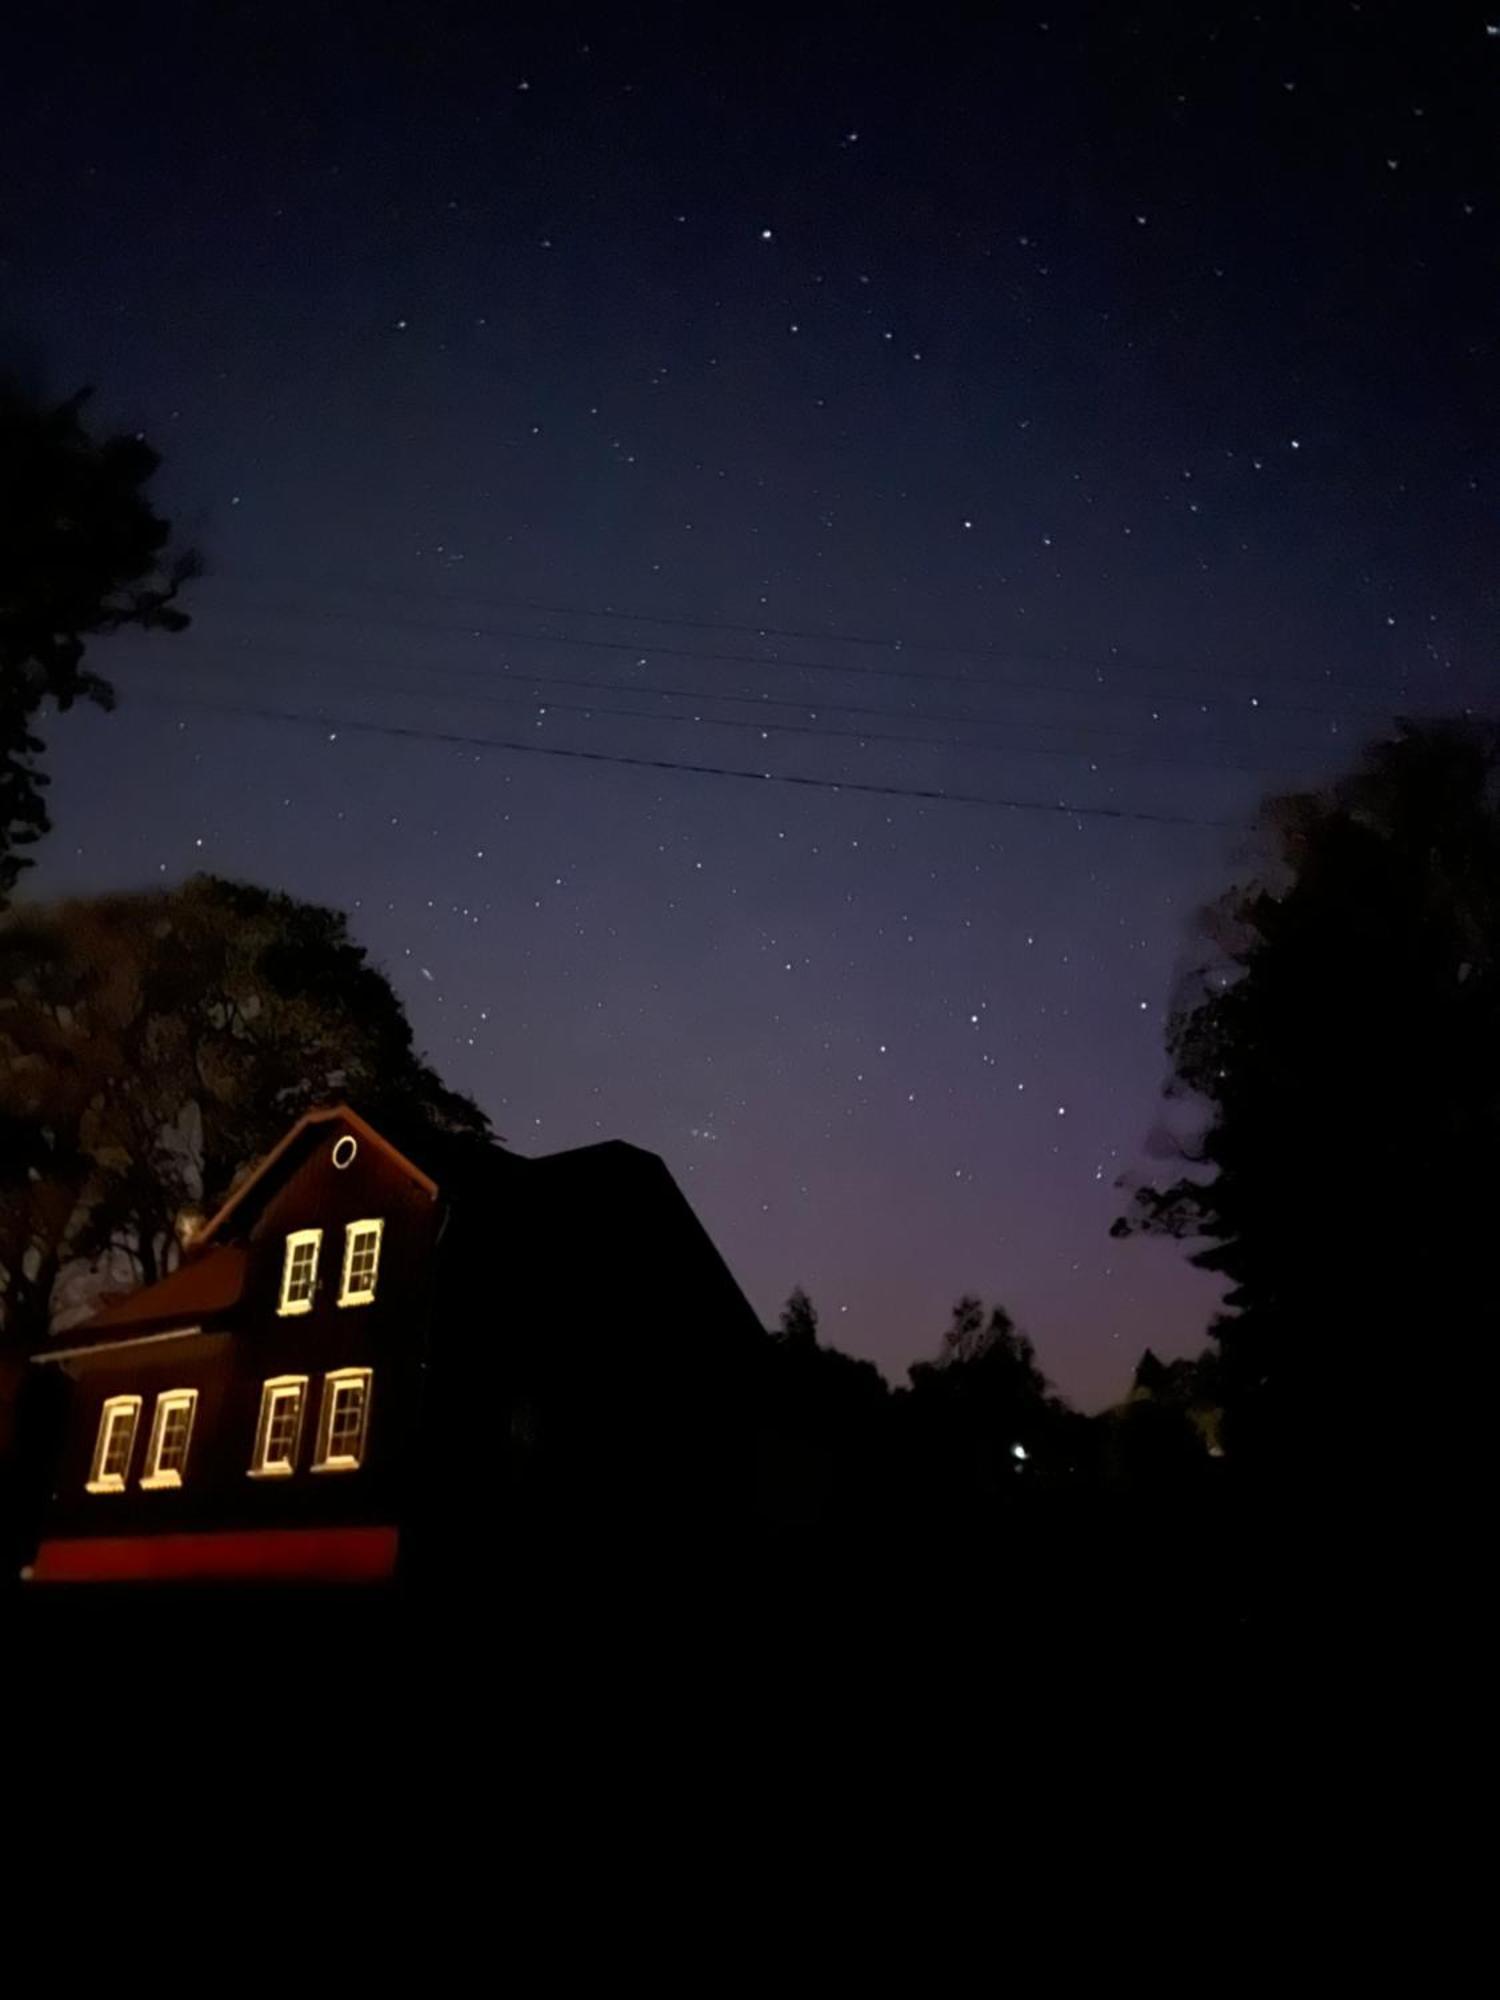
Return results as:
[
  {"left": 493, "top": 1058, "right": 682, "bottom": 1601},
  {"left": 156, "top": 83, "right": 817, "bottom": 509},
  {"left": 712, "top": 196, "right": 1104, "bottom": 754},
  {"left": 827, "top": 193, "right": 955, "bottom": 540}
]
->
[{"left": 2, "top": 4, "right": 1496, "bottom": 1406}]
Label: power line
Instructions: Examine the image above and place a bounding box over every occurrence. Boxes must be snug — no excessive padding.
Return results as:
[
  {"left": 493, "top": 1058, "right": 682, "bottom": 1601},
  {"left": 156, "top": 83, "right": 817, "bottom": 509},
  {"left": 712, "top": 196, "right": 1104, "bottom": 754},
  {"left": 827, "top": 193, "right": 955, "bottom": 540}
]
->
[
  {"left": 199, "top": 585, "right": 1428, "bottom": 733},
  {"left": 212, "top": 564, "right": 1448, "bottom": 712},
  {"left": 336, "top": 629, "right": 1353, "bottom": 755},
  {"left": 130, "top": 645, "right": 1336, "bottom": 779},
  {"left": 135, "top": 688, "right": 1239, "bottom": 829}
]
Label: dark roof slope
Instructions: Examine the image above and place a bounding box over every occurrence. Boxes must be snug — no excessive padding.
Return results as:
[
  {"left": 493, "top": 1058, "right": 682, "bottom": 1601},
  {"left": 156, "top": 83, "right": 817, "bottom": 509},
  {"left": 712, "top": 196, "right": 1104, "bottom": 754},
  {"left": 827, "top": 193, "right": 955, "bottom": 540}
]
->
[
  {"left": 45, "top": 1243, "right": 247, "bottom": 1351},
  {"left": 37, "top": 1111, "right": 760, "bottom": 1363},
  {"left": 198, "top": 1103, "right": 439, "bottom": 1244},
  {"left": 522, "top": 1139, "right": 765, "bottom": 1346}
]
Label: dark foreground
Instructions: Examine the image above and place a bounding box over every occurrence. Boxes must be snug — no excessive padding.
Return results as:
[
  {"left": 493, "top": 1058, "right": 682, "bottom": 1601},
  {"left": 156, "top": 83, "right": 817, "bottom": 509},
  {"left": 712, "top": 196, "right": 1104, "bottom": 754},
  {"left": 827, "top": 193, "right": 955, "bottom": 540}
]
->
[
  {"left": 9, "top": 1487, "right": 1471, "bottom": 1905},
  {"left": 8, "top": 1474, "right": 1400, "bottom": 1691}
]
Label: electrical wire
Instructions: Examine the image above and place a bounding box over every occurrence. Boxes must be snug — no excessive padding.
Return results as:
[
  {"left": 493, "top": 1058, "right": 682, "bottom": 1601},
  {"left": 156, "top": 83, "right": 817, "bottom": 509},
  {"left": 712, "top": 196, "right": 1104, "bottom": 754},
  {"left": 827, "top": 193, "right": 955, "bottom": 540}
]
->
[{"left": 134, "top": 687, "right": 1242, "bottom": 829}]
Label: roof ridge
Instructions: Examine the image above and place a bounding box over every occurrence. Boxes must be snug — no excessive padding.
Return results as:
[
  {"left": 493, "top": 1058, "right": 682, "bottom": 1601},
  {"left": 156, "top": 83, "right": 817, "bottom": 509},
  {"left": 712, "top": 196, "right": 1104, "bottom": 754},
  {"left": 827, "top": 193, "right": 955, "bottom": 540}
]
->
[{"left": 196, "top": 1103, "right": 438, "bottom": 1244}]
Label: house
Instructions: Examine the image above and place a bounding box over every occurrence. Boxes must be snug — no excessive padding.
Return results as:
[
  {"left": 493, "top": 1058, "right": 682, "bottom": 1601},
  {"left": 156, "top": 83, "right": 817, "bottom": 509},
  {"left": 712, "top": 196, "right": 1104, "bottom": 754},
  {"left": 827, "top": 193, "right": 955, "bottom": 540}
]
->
[{"left": 23, "top": 1104, "right": 766, "bottom": 1585}]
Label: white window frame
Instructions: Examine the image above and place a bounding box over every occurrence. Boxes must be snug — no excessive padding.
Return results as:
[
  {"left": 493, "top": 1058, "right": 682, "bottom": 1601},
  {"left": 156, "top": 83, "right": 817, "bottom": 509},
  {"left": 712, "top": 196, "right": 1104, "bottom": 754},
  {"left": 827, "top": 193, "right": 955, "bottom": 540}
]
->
[
  {"left": 338, "top": 1218, "right": 385, "bottom": 1308},
  {"left": 249, "top": 1375, "right": 308, "bottom": 1478},
  {"left": 140, "top": 1388, "right": 199, "bottom": 1490},
  {"left": 87, "top": 1395, "right": 142, "bottom": 1494},
  {"left": 312, "top": 1368, "right": 373, "bottom": 1473},
  {"left": 277, "top": 1228, "right": 322, "bottom": 1316}
]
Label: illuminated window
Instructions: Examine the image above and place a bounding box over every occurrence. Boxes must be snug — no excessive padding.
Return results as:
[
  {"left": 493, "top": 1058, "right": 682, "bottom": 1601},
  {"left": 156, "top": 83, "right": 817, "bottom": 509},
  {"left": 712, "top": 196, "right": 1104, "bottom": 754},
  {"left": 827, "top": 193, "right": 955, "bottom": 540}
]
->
[
  {"left": 338, "top": 1219, "right": 384, "bottom": 1306},
  {"left": 87, "top": 1395, "right": 142, "bottom": 1493},
  {"left": 141, "top": 1389, "right": 199, "bottom": 1490},
  {"left": 313, "top": 1368, "right": 372, "bottom": 1472},
  {"left": 249, "top": 1376, "right": 308, "bottom": 1477},
  {"left": 278, "top": 1229, "right": 322, "bottom": 1315}
]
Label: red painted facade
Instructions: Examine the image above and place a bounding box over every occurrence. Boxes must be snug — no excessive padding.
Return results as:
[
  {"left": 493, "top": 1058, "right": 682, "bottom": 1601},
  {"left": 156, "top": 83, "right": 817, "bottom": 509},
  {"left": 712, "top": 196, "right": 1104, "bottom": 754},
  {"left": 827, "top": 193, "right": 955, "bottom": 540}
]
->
[
  {"left": 27, "top": 1108, "right": 439, "bottom": 1587},
  {"left": 23, "top": 1103, "right": 768, "bottom": 1585},
  {"left": 32, "top": 1524, "right": 400, "bottom": 1583}
]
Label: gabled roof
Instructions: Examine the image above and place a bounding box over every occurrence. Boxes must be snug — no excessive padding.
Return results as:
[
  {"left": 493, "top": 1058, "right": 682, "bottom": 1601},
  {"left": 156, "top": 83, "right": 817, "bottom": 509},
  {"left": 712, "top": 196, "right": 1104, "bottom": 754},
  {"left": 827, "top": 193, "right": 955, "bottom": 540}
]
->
[
  {"left": 32, "top": 1242, "right": 247, "bottom": 1359},
  {"left": 84, "top": 1244, "right": 248, "bottom": 1332},
  {"left": 522, "top": 1139, "right": 765, "bottom": 1347},
  {"left": 35, "top": 1106, "right": 441, "bottom": 1361},
  {"left": 196, "top": 1103, "right": 438, "bottom": 1245},
  {"left": 35, "top": 1106, "right": 762, "bottom": 1368}
]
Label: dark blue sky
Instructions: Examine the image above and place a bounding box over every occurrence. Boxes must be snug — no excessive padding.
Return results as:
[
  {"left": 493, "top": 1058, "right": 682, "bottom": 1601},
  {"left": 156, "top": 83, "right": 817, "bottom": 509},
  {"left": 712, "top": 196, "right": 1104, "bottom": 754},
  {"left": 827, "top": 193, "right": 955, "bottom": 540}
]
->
[{"left": 3, "top": 4, "right": 1495, "bottom": 1403}]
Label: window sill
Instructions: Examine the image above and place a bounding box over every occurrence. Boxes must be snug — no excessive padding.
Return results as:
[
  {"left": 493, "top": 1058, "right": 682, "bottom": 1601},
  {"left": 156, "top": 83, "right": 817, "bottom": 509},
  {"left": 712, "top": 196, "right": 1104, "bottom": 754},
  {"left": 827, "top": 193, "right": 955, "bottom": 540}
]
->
[
  {"left": 247, "top": 1465, "right": 296, "bottom": 1480},
  {"left": 84, "top": 1480, "right": 126, "bottom": 1495},
  {"left": 311, "top": 1459, "right": 363, "bottom": 1474},
  {"left": 140, "top": 1474, "right": 183, "bottom": 1491}
]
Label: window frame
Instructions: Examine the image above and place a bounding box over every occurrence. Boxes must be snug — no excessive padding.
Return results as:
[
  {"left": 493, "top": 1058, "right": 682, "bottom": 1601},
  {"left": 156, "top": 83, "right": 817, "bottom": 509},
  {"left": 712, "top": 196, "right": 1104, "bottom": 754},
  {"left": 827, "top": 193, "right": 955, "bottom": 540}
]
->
[
  {"left": 87, "top": 1395, "right": 142, "bottom": 1494},
  {"left": 312, "top": 1368, "right": 373, "bottom": 1473},
  {"left": 277, "top": 1228, "right": 323, "bottom": 1317},
  {"left": 338, "top": 1218, "right": 385, "bottom": 1309},
  {"left": 248, "top": 1375, "right": 309, "bottom": 1479},
  {"left": 140, "top": 1388, "right": 199, "bottom": 1491}
]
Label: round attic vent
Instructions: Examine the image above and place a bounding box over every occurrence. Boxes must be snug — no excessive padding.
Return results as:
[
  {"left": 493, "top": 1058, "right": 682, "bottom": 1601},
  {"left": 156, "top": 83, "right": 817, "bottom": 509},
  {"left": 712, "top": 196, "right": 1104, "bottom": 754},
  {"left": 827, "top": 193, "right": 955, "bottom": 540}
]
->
[{"left": 332, "top": 1134, "right": 358, "bottom": 1169}]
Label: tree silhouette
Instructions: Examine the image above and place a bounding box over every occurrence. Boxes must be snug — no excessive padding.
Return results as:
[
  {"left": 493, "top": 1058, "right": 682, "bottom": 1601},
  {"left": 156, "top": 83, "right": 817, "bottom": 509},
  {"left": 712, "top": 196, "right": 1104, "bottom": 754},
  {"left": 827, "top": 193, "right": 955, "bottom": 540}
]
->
[
  {"left": 0, "top": 379, "right": 197, "bottom": 900},
  {"left": 1115, "top": 719, "right": 1500, "bottom": 1499},
  {"left": 909, "top": 1295, "right": 1050, "bottom": 1399},
  {"left": 1092, "top": 1347, "right": 1222, "bottom": 1490},
  {"left": 0, "top": 874, "right": 490, "bottom": 1347},
  {"left": 902, "top": 1296, "right": 1078, "bottom": 1516},
  {"left": 753, "top": 1289, "right": 889, "bottom": 1527},
  {"left": 1129, "top": 1346, "right": 1223, "bottom": 1455},
  {"left": 776, "top": 1285, "right": 819, "bottom": 1348}
]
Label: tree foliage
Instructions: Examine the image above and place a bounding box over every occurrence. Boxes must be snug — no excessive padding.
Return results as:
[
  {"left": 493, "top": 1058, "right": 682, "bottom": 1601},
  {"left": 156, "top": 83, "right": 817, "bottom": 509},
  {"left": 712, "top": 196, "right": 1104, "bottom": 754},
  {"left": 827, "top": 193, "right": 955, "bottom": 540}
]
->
[
  {"left": 1130, "top": 1345, "right": 1223, "bottom": 1448},
  {"left": 776, "top": 1284, "right": 819, "bottom": 1349},
  {"left": 751, "top": 1288, "right": 890, "bottom": 1526},
  {"left": 0, "top": 379, "right": 197, "bottom": 899},
  {"left": 902, "top": 1296, "right": 1079, "bottom": 1505},
  {"left": 0, "top": 874, "right": 490, "bottom": 1344},
  {"left": 1116, "top": 720, "right": 1500, "bottom": 1481}
]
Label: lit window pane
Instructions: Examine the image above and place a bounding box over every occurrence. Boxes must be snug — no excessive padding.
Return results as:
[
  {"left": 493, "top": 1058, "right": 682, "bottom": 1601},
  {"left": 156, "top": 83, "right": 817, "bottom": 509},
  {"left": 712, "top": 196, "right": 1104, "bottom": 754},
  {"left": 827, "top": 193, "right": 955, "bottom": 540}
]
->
[
  {"left": 314, "top": 1370, "right": 372, "bottom": 1469},
  {"left": 251, "top": 1378, "right": 307, "bottom": 1475},
  {"left": 88, "top": 1396, "right": 141, "bottom": 1492},
  {"left": 143, "top": 1390, "right": 199, "bottom": 1485},
  {"left": 279, "top": 1231, "right": 322, "bottom": 1315},
  {"left": 339, "top": 1221, "right": 383, "bottom": 1305},
  {"left": 105, "top": 1419, "right": 132, "bottom": 1477}
]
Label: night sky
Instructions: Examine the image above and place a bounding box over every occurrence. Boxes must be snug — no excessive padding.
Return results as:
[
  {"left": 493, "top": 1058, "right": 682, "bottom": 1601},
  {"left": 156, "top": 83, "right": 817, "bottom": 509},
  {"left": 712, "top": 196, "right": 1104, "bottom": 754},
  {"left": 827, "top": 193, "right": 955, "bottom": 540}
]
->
[{"left": 3, "top": 5, "right": 1495, "bottom": 1406}]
